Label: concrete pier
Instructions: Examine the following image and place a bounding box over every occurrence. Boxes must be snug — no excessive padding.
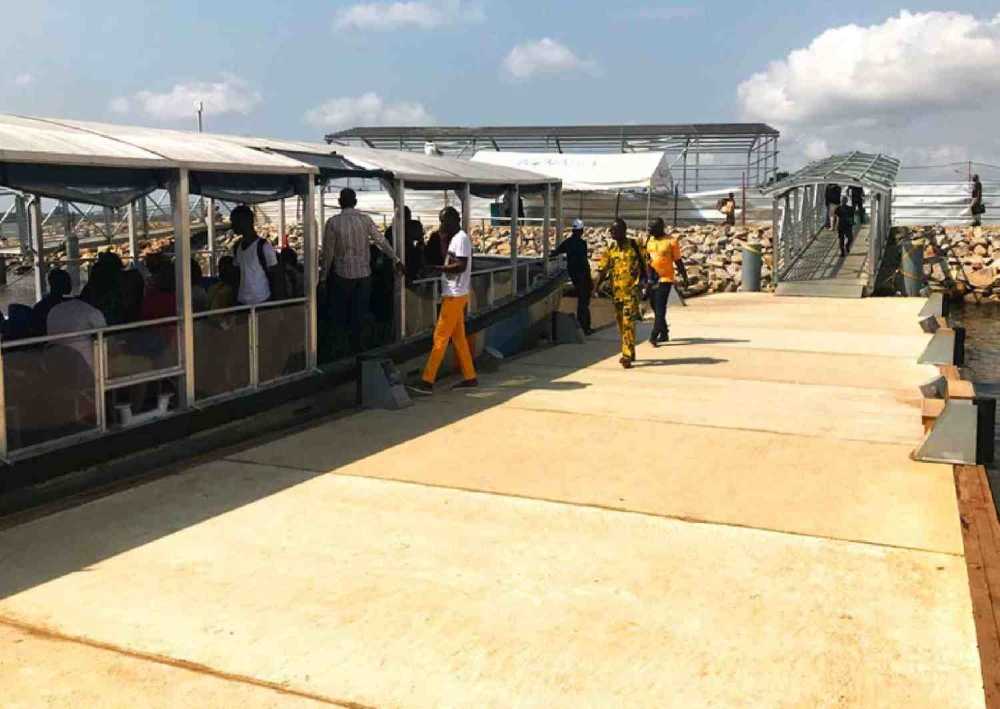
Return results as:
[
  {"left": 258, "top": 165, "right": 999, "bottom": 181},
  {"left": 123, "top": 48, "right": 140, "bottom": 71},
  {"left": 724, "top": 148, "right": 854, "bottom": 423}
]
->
[{"left": 0, "top": 294, "right": 984, "bottom": 707}]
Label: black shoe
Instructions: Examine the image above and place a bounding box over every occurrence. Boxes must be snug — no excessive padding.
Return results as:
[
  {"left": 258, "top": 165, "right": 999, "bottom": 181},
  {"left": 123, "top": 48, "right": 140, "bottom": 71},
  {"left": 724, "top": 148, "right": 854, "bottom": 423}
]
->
[
  {"left": 662, "top": 331, "right": 670, "bottom": 343},
  {"left": 407, "top": 380, "right": 433, "bottom": 396},
  {"left": 452, "top": 378, "right": 479, "bottom": 390},
  {"left": 583, "top": 328, "right": 595, "bottom": 336},
  {"left": 649, "top": 337, "right": 660, "bottom": 348}
]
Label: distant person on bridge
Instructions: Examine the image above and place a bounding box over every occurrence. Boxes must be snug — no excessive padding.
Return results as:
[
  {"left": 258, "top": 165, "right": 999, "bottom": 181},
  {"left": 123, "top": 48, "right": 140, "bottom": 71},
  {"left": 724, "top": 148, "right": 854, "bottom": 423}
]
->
[
  {"left": 972, "top": 174, "right": 984, "bottom": 227},
  {"left": 594, "top": 218, "right": 647, "bottom": 369},
  {"left": 849, "top": 185, "right": 865, "bottom": 224},
  {"left": 825, "top": 183, "right": 842, "bottom": 228},
  {"left": 645, "top": 218, "right": 688, "bottom": 347},
  {"left": 553, "top": 218, "right": 593, "bottom": 335},
  {"left": 833, "top": 196, "right": 855, "bottom": 258},
  {"left": 409, "top": 207, "right": 477, "bottom": 395}
]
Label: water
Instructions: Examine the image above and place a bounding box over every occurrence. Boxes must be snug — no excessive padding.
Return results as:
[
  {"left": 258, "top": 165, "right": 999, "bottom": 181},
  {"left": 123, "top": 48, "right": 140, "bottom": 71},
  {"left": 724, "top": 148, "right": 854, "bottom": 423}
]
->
[{"left": 953, "top": 303, "right": 1000, "bottom": 467}]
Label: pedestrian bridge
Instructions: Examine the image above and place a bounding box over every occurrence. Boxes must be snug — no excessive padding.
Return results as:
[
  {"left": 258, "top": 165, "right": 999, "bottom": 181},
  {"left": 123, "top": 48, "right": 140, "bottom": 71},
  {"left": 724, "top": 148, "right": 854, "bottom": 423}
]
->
[
  {"left": 766, "top": 151, "right": 899, "bottom": 298},
  {"left": 0, "top": 294, "right": 986, "bottom": 707}
]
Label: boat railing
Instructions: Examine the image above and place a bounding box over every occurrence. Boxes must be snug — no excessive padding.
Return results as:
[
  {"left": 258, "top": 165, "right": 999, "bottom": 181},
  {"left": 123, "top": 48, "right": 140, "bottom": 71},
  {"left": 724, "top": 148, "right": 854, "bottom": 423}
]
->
[{"left": 0, "top": 297, "right": 309, "bottom": 460}]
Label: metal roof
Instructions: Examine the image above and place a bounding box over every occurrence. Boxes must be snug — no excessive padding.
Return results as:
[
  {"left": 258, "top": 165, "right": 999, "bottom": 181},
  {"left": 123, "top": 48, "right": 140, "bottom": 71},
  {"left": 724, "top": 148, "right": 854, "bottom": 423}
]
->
[
  {"left": 0, "top": 115, "right": 558, "bottom": 189},
  {"left": 0, "top": 114, "right": 317, "bottom": 174},
  {"left": 327, "top": 123, "right": 779, "bottom": 155},
  {"left": 762, "top": 151, "right": 900, "bottom": 197}
]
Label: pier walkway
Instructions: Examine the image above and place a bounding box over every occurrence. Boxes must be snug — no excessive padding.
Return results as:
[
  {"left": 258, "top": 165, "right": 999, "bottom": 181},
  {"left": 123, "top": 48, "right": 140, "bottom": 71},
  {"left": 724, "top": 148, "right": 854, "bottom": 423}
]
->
[
  {"left": 0, "top": 294, "right": 986, "bottom": 707},
  {"left": 775, "top": 225, "right": 871, "bottom": 298}
]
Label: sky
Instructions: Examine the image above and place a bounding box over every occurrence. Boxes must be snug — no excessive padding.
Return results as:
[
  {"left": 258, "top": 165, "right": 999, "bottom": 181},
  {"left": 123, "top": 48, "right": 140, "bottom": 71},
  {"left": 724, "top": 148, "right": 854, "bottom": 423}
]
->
[{"left": 3, "top": 1, "right": 1000, "bottom": 169}]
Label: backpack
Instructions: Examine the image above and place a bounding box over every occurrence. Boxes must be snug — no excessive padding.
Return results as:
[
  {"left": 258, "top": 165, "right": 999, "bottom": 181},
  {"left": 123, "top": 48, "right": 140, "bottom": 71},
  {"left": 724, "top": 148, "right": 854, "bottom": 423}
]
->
[{"left": 233, "top": 238, "right": 275, "bottom": 298}]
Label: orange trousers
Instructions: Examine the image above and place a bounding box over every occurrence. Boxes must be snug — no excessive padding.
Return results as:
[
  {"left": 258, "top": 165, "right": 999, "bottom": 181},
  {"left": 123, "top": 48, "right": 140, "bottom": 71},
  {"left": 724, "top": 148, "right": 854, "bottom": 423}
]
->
[{"left": 422, "top": 295, "right": 477, "bottom": 384}]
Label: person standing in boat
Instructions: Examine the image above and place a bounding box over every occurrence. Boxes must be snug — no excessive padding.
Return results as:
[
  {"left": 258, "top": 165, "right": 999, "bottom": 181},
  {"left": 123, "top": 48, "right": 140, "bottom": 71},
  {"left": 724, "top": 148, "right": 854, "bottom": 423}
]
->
[
  {"left": 321, "top": 188, "right": 402, "bottom": 353},
  {"left": 553, "top": 218, "right": 593, "bottom": 335},
  {"left": 593, "top": 218, "right": 646, "bottom": 369},
  {"left": 409, "top": 207, "right": 478, "bottom": 395}
]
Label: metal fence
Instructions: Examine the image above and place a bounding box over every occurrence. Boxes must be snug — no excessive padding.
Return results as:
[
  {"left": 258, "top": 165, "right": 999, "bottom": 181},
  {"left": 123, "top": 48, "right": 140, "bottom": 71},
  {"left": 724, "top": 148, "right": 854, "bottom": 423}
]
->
[{"left": 0, "top": 298, "right": 309, "bottom": 459}]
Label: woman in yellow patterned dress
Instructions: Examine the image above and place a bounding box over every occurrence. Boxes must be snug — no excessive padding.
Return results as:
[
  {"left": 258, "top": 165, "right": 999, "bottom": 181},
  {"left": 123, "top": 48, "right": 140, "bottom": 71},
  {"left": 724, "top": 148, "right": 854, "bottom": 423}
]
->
[{"left": 593, "top": 218, "right": 647, "bottom": 369}]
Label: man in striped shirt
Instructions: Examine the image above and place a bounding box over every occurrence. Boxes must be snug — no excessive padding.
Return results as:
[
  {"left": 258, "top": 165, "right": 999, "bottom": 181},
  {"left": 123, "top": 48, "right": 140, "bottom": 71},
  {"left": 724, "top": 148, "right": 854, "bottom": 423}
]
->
[{"left": 322, "top": 188, "right": 402, "bottom": 353}]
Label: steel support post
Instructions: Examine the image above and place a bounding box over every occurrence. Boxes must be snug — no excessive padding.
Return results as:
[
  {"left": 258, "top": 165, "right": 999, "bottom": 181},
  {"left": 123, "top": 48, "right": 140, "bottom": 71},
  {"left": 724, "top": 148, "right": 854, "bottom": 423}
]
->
[
  {"left": 278, "top": 198, "right": 286, "bottom": 244},
  {"left": 206, "top": 197, "right": 217, "bottom": 276},
  {"left": 139, "top": 196, "right": 149, "bottom": 239},
  {"left": 461, "top": 183, "right": 472, "bottom": 235},
  {"left": 61, "top": 200, "right": 80, "bottom": 292},
  {"left": 394, "top": 179, "right": 406, "bottom": 341},
  {"left": 543, "top": 184, "right": 552, "bottom": 273},
  {"left": 127, "top": 201, "right": 139, "bottom": 264},
  {"left": 170, "top": 170, "right": 195, "bottom": 408},
  {"left": 15, "top": 195, "right": 28, "bottom": 257},
  {"left": 509, "top": 186, "right": 519, "bottom": 292},
  {"left": 29, "top": 196, "right": 46, "bottom": 300},
  {"left": 555, "top": 184, "right": 564, "bottom": 265},
  {"left": 303, "top": 178, "right": 318, "bottom": 370}
]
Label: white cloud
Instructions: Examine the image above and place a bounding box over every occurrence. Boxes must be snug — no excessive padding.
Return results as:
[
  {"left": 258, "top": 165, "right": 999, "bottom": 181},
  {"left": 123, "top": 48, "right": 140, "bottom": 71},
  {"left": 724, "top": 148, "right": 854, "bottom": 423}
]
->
[
  {"left": 111, "top": 74, "right": 261, "bottom": 121},
  {"left": 304, "top": 93, "right": 435, "bottom": 129},
  {"left": 335, "top": 0, "right": 484, "bottom": 31},
  {"left": 502, "top": 38, "right": 596, "bottom": 81},
  {"left": 13, "top": 72, "right": 34, "bottom": 87},
  {"left": 109, "top": 96, "right": 130, "bottom": 114},
  {"left": 737, "top": 11, "right": 1000, "bottom": 168}
]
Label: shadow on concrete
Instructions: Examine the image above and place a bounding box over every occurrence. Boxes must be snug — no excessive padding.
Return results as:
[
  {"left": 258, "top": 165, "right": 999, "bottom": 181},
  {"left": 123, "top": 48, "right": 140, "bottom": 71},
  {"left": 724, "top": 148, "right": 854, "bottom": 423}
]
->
[
  {"left": 631, "top": 357, "right": 728, "bottom": 368},
  {"left": 662, "top": 337, "right": 751, "bottom": 346},
  {"left": 0, "top": 334, "right": 599, "bottom": 600}
]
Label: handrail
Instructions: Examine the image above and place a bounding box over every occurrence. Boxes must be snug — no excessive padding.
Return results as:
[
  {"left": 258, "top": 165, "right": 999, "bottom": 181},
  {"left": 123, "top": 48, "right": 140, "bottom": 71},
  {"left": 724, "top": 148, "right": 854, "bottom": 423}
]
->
[{"left": 1, "top": 316, "right": 180, "bottom": 350}]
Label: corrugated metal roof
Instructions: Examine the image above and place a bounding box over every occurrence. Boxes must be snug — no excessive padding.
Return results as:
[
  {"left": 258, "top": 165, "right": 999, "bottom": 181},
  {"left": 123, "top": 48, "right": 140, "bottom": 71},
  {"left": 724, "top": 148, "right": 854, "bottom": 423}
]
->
[
  {"left": 0, "top": 114, "right": 167, "bottom": 168},
  {"left": 0, "top": 114, "right": 317, "bottom": 174},
  {"left": 763, "top": 151, "right": 900, "bottom": 196},
  {"left": 329, "top": 123, "right": 779, "bottom": 140},
  {"left": 0, "top": 114, "right": 558, "bottom": 188}
]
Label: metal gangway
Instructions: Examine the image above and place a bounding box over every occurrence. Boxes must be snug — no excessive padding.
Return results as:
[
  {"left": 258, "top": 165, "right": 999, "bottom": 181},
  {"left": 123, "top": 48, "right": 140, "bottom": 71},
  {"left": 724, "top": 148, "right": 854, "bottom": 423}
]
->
[{"left": 763, "top": 152, "right": 899, "bottom": 298}]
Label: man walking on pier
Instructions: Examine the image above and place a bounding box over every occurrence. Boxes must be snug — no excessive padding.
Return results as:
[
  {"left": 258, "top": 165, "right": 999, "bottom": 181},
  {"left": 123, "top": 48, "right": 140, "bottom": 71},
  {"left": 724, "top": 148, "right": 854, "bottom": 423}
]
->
[
  {"left": 645, "top": 218, "right": 688, "bottom": 347},
  {"left": 409, "top": 207, "right": 477, "bottom": 395},
  {"left": 825, "top": 183, "right": 842, "bottom": 228},
  {"left": 834, "top": 196, "right": 855, "bottom": 258},
  {"left": 594, "top": 218, "right": 646, "bottom": 369},
  {"left": 553, "top": 218, "right": 593, "bottom": 335}
]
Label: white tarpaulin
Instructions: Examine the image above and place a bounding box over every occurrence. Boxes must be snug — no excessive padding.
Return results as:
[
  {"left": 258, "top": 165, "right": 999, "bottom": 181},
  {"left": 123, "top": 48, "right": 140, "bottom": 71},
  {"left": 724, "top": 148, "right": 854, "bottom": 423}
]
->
[{"left": 470, "top": 151, "right": 673, "bottom": 192}]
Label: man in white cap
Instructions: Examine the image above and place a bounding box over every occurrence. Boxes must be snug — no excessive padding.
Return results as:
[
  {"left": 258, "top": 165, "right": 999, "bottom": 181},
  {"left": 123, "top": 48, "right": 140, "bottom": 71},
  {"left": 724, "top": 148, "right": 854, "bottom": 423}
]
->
[{"left": 553, "top": 218, "right": 593, "bottom": 334}]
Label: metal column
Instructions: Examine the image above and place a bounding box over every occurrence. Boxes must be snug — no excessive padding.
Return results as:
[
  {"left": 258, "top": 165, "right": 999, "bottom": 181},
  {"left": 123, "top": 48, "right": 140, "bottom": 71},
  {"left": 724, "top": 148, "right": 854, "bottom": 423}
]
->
[
  {"left": 170, "top": 170, "right": 195, "bottom": 408},
  {"left": 554, "top": 184, "right": 564, "bottom": 267},
  {"left": 62, "top": 200, "right": 80, "bottom": 292},
  {"left": 14, "top": 195, "right": 28, "bottom": 257},
  {"left": 29, "top": 196, "right": 46, "bottom": 300},
  {"left": 278, "top": 198, "right": 286, "bottom": 244},
  {"left": 206, "top": 198, "right": 217, "bottom": 276},
  {"left": 543, "top": 184, "right": 551, "bottom": 273},
  {"left": 127, "top": 201, "right": 139, "bottom": 264},
  {"left": 509, "top": 186, "right": 519, "bottom": 292},
  {"left": 461, "top": 183, "right": 472, "bottom": 234},
  {"left": 303, "top": 177, "right": 318, "bottom": 370},
  {"left": 394, "top": 179, "right": 406, "bottom": 340}
]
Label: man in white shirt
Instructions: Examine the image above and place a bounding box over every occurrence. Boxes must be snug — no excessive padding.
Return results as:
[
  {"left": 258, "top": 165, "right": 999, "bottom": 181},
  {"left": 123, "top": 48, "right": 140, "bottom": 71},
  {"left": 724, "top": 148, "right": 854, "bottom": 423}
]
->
[
  {"left": 47, "top": 297, "right": 107, "bottom": 371},
  {"left": 231, "top": 205, "right": 278, "bottom": 305},
  {"left": 409, "top": 207, "right": 477, "bottom": 395},
  {"left": 322, "top": 188, "right": 402, "bottom": 353}
]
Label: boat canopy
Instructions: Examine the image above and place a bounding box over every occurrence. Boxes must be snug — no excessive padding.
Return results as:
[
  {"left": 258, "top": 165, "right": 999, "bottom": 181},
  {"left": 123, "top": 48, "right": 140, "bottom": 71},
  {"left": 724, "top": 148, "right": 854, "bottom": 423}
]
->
[{"left": 0, "top": 114, "right": 560, "bottom": 208}]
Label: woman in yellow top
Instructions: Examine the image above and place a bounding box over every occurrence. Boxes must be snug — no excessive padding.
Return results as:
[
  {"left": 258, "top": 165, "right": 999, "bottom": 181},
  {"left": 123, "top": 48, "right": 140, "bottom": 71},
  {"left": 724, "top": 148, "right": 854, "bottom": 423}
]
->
[{"left": 645, "top": 218, "right": 688, "bottom": 347}]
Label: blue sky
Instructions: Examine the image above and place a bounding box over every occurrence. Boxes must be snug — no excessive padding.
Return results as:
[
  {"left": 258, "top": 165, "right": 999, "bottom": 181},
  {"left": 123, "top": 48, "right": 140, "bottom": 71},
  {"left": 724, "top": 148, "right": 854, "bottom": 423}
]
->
[{"left": 3, "top": 2, "right": 1000, "bottom": 166}]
